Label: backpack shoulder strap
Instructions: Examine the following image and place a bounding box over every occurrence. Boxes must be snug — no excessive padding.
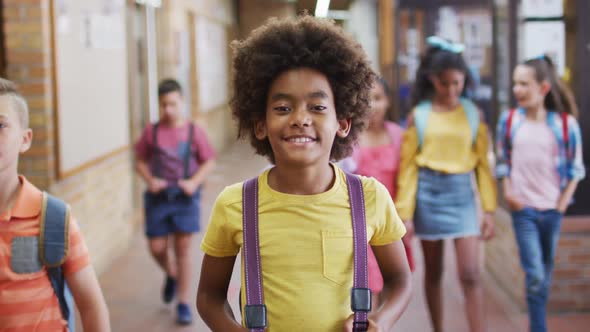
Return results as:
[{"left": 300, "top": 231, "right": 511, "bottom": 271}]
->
[
  {"left": 39, "top": 193, "right": 69, "bottom": 267},
  {"left": 242, "top": 177, "right": 266, "bottom": 331},
  {"left": 345, "top": 173, "right": 371, "bottom": 331},
  {"left": 414, "top": 101, "right": 432, "bottom": 149},
  {"left": 460, "top": 98, "right": 480, "bottom": 144},
  {"left": 40, "top": 192, "right": 75, "bottom": 331},
  {"left": 505, "top": 108, "right": 517, "bottom": 165},
  {"left": 152, "top": 122, "right": 161, "bottom": 178},
  {"left": 152, "top": 122, "right": 159, "bottom": 147},
  {"left": 561, "top": 112, "right": 571, "bottom": 159},
  {"left": 183, "top": 122, "right": 194, "bottom": 179}
]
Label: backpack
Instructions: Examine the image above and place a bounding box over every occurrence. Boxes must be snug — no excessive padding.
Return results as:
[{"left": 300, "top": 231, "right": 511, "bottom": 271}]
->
[
  {"left": 240, "top": 173, "right": 371, "bottom": 332},
  {"left": 414, "top": 97, "right": 480, "bottom": 149},
  {"left": 40, "top": 192, "right": 76, "bottom": 332},
  {"left": 504, "top": 108, "right": 570, "bottom": 165}
]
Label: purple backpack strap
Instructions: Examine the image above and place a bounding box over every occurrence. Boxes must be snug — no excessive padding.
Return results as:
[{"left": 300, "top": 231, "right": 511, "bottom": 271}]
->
[
  {"left": 241, "top": 174, "right": 370, "bottom": 331},
  {"left": 242, "top": 177, "right": 267, "bottom": 331},
  {"left": 345, "top": 173, "right": 371, "bottom": 332}
]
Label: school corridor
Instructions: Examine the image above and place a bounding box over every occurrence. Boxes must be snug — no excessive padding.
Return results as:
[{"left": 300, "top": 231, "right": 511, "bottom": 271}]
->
[{"left": 98, "top": 143, "right": 590, "bottom": 332}]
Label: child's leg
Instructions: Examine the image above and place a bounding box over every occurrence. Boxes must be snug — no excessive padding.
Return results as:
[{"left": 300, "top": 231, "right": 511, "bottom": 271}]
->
[
  {"left": 539, "top": 209, "right": 563, "bottom": 291},
  {"left": 454, "top": 235, "right": 485, "bottom": 332},
  {"left": 421, "top": 240, "right": 444, "bottom": 332},
  {"left": 173, "top": 232, "right": 194, "bottom": 304},
  {"left": 149, "top": 235, "right": 176, "bottom": 277},
  {"left": 512, "top": 208, "right": 546, "bottom": 332},
  {"left": 535, "top": 210, "right": 563, "bottom": 332}
]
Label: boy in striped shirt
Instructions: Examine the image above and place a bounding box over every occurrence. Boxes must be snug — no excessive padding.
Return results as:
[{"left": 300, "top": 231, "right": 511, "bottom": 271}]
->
[{"left": 0, "top": 78, "right": 110, "bottom": 331}]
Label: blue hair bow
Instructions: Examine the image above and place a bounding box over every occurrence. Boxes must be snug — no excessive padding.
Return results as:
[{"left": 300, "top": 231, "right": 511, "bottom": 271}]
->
[{"left": 426, "top": 36, "right": 465, "bottom": 54}]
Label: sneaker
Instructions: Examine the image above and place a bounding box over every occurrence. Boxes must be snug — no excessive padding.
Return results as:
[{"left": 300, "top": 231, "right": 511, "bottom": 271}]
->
[
  {"left": 176, "top": 303, "right": 193, "bottom": 325},
  {"left": 162, "top": 276, "right": 176, "bottom": 304}
]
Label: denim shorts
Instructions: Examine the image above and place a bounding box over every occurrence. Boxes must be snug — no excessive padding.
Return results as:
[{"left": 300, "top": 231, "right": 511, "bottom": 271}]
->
[
  {"left": 144, "top": 187, "right": 201, "bottom": 237},
  {"left": 414, "top": 168, "right": 479, "bottom": 240}
]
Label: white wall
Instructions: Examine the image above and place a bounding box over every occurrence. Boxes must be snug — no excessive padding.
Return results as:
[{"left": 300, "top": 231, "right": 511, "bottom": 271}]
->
[{"left": 345, "top": 0, "right": 379, "bottom": 72}]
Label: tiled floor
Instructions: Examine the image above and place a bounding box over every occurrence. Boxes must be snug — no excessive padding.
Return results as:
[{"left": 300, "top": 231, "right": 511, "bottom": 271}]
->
[{"left": 98, "top": 142, "right": 590, "bottom": 331}]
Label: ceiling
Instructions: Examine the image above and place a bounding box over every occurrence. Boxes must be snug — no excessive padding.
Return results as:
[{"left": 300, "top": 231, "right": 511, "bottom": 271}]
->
[{"left": 294, "top": 0, "right": 352, "bottom": 14}]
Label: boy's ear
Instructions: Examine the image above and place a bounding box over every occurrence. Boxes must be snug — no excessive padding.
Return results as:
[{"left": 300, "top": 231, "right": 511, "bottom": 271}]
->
[
  {"left": 336, "top": 118, "right": 352, "bottom": 138},
  {"left": 19, "top": 129, "right": 32, "bottom": 153},
  {"left": 254, "top": 119, "right": 268, "bottom": 140}
]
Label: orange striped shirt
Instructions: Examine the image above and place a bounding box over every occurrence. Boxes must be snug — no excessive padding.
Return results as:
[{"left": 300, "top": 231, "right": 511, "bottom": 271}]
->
[{"left": 0, "top": 176, "right": 90, "bottom": 331}]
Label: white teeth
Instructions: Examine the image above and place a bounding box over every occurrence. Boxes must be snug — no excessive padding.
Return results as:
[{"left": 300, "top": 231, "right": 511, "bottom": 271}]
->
[{"left": 287, "top": 137, "right": 313, "bottom": 143}]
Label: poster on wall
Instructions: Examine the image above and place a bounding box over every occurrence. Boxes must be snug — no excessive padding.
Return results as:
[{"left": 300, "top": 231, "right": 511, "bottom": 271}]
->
[
  {"left": 195, "top": 17, "right": 228, "bottom": 112},
  {"left": 522, "top": 21, "right": 565, "bottom": 75},
  {"left": 521, "top": 0, "right": 563, "bottom": 18}
]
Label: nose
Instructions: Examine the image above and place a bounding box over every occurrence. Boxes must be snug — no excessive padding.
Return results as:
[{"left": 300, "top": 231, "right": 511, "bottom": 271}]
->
[{"left": 289, "top": 106, "right": 311, "bottom": 127}]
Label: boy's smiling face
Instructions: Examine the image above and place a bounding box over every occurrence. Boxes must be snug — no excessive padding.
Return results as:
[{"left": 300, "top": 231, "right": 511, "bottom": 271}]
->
[
  {"left": 0, "top": 96, "right": 32, "bottom": 175},
  {"left": 256, "top": 68, "right": 351, "bottom": 168}
]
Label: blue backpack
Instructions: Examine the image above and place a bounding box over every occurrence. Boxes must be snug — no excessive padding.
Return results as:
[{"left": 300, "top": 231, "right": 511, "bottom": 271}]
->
[
  {"left": 40, "top": 193, "right": 76, "bottom": 331},
  {"left": 414, "top": 97, "right": 480, "bottom": 148}
]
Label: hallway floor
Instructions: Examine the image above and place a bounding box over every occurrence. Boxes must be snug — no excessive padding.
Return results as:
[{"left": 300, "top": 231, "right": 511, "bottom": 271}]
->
[{"left": 99, "top": 143, "right": 590, "bottom": 331}]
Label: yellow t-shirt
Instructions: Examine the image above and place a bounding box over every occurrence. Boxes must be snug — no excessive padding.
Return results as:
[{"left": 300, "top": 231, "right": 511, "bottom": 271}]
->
[
  {"left": 396, "top": 106, "right": 497, "bottom": 220},
  {"left": 201, "top": 165, "right": 406, "bottom": 331}
]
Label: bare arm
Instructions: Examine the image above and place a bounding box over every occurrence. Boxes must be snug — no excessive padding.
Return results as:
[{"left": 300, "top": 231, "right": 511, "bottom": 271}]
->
[
  {"left": 136, "top": 159, "right": 152, "bottom": 182},
  {"left": 370, "top": 241, "right": 412, "bottom": 329},
  {"left": 136, "top": 159, "right": 167, "bottom": 193},
  {"left": 179, "top": 158, "right": 216, "bottom": 195},
  {"left": 557, "top": 180, "right": 579, "bottom": 213},
  {"left": 188, "top": 158, "right": 216, "bottom": 188},
  {"left": 66, "top": 266, "right": 111, "bottom": 332},
  {"left": 502, "top": 177, "right": 524, "bottom": 211},
  {"left": 197, "top": 254, "right": 246, "bottom": 332}
]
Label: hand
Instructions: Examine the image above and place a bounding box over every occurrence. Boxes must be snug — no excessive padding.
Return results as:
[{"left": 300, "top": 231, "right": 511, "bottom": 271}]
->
[
  {"left": 556, "top": 198, "right": 568, "bottom": 214},
  {"left": 148, "top": 177, "right": 167, "bottom": 193},
  {"left": 480, "top": 213, "right": 495, "bottom": 241},
  {"left": 504, "top": 193, "right": 524, "bottom": 212},
  {"left": 178, "top": 179, "right": 199, "bottom": 196},
  {"left": 403, "top": 219, "right": 414, "bottom": 242},
  {"left": 343, "top": 315, "right": 382, "bottom": 332}
]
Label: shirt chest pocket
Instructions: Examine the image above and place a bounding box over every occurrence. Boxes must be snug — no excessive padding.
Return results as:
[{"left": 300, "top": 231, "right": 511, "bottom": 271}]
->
[
  {"left": 11, "top": 236, "right": 43, "bottom": 274},
  {"left": 321, "top": 231, "right": 354, "bottom": 286}
]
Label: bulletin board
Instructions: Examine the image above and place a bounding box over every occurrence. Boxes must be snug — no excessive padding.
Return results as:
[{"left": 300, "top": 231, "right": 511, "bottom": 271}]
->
[
  {"left": 51, "top": 0, "right": 129, "bottom": 178},
  {"left": 195, "top": 16, "right": 228, "bottom": 112}
]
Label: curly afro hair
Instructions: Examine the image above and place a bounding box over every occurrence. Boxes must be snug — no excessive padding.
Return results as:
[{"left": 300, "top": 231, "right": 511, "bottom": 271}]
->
[{"left": 231, "top": 15, "right": 375, "bottom": 162}]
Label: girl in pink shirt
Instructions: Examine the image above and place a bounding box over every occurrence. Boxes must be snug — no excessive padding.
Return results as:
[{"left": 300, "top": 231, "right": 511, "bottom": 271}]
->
[
  {"left": 351, "top": 78, "right": 414, "bottom": 307},
  {"left": 495, "top": 55, "right": 585, "bottom": 332}
]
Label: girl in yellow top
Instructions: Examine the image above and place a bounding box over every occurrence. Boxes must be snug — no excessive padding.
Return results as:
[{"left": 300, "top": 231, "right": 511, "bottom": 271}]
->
[{"left": 397, "top": 37, "right": 497, "bottom": 332}]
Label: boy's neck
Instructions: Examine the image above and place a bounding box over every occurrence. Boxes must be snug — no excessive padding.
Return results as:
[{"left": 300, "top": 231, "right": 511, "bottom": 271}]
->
[
  {"left": 0, "top": 172, "right": 22, "bottom": 216},
  {"left": 268, "top": 162, "right": 335, "bottom": 195}
]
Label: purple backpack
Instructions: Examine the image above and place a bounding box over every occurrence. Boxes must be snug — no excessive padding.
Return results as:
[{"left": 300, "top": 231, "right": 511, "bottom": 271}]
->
[{"left": 241, "top": 173, "right": 371, "bottom": 332}]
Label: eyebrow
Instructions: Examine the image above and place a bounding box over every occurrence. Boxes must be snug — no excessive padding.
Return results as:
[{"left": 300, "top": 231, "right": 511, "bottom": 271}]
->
[
  {"left": 269, "top": 90, "right": 329, "bottom": 102},
  {"left": 308, "top": 91, "right": 329, "bottom": 99}
]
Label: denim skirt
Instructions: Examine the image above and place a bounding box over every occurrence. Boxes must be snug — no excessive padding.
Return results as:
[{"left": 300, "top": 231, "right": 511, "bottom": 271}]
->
[{"left": 414, "top": 168, "right": 480, "bottom": 240}]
